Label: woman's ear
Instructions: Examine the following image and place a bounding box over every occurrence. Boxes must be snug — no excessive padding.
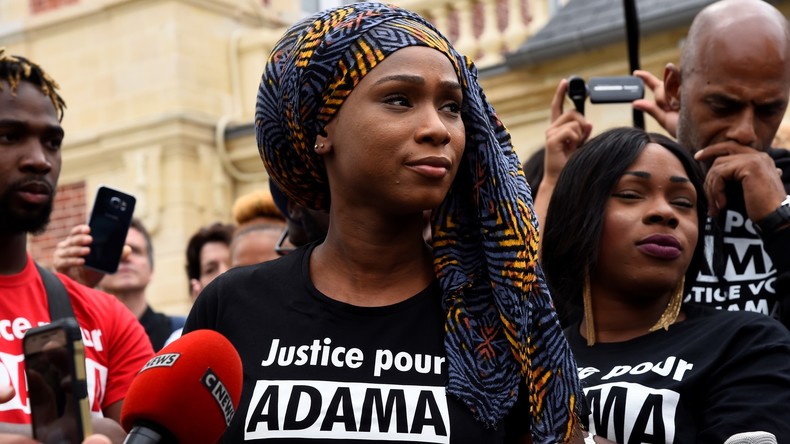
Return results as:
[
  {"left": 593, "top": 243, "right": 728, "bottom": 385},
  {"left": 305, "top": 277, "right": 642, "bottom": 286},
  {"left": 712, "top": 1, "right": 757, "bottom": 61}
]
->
[
  {"left": 314, "top": 124, "right": 335, "bottom": 154},
  {"left": 189, "top": 279, "right": 202, "bottom": 301}
]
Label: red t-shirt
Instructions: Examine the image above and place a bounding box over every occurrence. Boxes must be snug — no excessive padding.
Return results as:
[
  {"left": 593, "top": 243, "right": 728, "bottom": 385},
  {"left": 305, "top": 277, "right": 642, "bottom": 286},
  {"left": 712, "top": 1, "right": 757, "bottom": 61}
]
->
[{"left": 0, "top": 255, "right": 154, "bottom": 424}]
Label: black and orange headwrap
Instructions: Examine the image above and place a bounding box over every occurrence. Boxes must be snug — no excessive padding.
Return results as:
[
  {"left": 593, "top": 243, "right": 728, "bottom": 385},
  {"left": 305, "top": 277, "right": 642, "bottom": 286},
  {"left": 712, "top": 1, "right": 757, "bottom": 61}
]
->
[{"left": 255, "top": 3, "right": 582, "bottom": 441}]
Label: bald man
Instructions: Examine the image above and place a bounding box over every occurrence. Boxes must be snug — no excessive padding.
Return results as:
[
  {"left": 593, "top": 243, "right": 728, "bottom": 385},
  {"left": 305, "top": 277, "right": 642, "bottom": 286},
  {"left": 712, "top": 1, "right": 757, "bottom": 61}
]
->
[{"left": 656, "top": 0, "right": 790, "bottom": 328}]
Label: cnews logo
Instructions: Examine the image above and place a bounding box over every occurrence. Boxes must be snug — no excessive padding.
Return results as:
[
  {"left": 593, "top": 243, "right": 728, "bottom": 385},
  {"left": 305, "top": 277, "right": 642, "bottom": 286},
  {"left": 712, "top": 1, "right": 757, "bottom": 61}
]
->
[
  {"left": 139, "top": 353, "right": 180, "bottom": 373},
  {"left": 202, "top": 368, "right": 235, "bottom": 426}
]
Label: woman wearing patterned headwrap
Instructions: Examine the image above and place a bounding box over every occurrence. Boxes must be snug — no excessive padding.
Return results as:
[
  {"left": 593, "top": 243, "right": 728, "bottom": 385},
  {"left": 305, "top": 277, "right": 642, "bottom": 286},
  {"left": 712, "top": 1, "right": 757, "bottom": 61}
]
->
[{"left": 184, "top": 3, "right": 583, "bottom": 443}]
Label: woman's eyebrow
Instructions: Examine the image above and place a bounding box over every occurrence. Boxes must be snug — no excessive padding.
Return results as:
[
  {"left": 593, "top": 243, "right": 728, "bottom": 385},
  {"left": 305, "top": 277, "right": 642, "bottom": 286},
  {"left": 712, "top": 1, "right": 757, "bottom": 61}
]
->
[
  {"left": 374, "top": 74, "right": 462, "bottom": 91},
  {"left": 623, "top": 171, "right": 690, "bottom": 183},
  {"left": 374, "top": 74, "right": 424, "bottom": 85},
  {"left": 623, "top": 171, "right": 650, "bottom": 179}
]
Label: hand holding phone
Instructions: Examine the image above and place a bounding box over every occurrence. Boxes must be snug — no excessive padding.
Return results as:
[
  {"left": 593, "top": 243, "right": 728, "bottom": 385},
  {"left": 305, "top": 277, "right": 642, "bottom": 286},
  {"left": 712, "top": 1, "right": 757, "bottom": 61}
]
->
[
  {"left": 52, "top": 225, "right": 105, "bottom": 288},
  {"left": 23, "top": 318, "right": 92, "bottom": 444},
  {"left": 565, "top": 75, "right": 646, "bottom": 115},
  {"left": 83, "top": 186, "right": 136, "bottom": 274}
]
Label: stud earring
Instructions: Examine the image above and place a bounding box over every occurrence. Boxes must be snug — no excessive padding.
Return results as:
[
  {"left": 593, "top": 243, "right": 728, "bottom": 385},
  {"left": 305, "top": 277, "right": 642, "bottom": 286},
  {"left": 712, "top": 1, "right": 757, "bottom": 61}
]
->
[{"left": 314, "top": 143, "right": 324, "bottom": 152}]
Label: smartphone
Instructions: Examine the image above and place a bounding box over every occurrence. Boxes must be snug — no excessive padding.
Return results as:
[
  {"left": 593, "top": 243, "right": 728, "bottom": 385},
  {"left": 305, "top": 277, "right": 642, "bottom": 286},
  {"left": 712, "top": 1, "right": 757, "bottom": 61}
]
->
[
  {"left": 23, "top": 318, "right": 92, "bottom": 444},
  {"left": 84, "top": 186, "right": 136, "bottom": 274}
]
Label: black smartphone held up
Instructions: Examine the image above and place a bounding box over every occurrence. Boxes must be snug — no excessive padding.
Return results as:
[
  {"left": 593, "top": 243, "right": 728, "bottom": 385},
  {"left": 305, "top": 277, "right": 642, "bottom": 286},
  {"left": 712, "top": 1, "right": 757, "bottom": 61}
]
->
[
  {"left": 23, "top": 318, "right": 92, "bottom": 444},
  {"left": 84, "top": 186, "right": 136, "bottom": 274}
]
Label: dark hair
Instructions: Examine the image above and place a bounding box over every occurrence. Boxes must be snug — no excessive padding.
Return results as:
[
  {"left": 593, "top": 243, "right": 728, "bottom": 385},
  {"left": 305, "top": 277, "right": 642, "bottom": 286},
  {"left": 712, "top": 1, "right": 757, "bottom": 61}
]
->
[
  {"left": 522, "top": 147, "right": 545, "bottom": 198},
  {"left": 130, "top": 218, "right": 154, "bottom": 270},
  {"left": 185, "top": 222, "right": 234, "bottom": 281},
  {"left": 541, "top": 127, "right": 708, "bottom": 325},
  {"left": 0, "top": 49, "right": 65, "bottom": 121}
]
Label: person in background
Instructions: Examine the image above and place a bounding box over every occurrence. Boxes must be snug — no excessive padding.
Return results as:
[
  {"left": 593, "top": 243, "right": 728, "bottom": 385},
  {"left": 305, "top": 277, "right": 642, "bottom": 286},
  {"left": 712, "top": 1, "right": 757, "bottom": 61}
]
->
[
  {"left": 53, "top": 218, "right": 185, "bottom": 352},
  {"left": 184, "top": 3, "right": 583, "bottom": 443},
  {"left": 184, "top": 221, "right": 234, "bottom": 301},
  {"left": 0, "top": 48, "right": 152, "bottom": 442},
  {"left": 162, "top": 221, "right": 235, "bottom": 347},
  {"left": 229, "top": 189, "right": 287, "bottom": 267},
  {"left": 542, "top": 0, "right": 790, "bottom": 327},
  {"left": 630, "top": 0, "right": 790, "bottom": 326},
  {"left": 542, "top": 127, "right": 790, "bottom": 442}
]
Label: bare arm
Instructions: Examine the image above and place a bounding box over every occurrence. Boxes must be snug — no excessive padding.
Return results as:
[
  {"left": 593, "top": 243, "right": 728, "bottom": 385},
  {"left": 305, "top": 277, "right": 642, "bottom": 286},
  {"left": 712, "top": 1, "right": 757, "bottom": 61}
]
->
[{"left": 536, "top": 78, "right": 592, "bottom": 232}]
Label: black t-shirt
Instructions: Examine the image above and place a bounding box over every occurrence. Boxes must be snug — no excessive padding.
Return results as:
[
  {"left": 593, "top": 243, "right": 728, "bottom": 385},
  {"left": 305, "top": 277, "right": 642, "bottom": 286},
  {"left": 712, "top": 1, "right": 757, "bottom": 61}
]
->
[
  {"left": 139, "top": 305, "right": 184, "bottom": 352},
  {"left": 686, "top": 148, "right": 790, "bottom": 328},
  {"left": 185, "top": 243, "right": 527, "bottom": 443},
  {"left": 567, "top": 304, "right": 790, "bottom": 443}
]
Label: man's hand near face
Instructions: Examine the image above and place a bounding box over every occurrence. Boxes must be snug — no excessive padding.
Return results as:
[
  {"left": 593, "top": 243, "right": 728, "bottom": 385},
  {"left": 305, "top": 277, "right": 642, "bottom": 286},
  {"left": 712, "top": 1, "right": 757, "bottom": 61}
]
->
[{"left": 694, "top": 142, "right": 787, "bottom": 221}]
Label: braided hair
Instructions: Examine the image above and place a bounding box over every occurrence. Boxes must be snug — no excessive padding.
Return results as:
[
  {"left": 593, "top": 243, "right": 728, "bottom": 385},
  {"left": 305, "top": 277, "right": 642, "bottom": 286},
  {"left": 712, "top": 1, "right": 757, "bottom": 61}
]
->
[{"left": 0, "top": 48, "right": 65, "bottom": 121}]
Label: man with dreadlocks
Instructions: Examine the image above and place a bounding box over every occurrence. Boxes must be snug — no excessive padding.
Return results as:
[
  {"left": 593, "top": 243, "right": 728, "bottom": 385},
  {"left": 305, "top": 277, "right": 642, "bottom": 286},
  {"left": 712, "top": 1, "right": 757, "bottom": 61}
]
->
[{"left": 0, "top": 49, "right": 153, "bottom": 442}]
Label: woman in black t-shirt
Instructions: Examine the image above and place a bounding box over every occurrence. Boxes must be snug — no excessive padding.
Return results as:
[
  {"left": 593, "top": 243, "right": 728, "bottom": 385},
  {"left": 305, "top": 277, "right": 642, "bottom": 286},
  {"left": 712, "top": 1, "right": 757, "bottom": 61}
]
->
[
  {"left": 541, "top": 127, "right": 790, "bottom": 443},
  {"left": 185, "top": 3, "right": 585, "bottom": 443}
]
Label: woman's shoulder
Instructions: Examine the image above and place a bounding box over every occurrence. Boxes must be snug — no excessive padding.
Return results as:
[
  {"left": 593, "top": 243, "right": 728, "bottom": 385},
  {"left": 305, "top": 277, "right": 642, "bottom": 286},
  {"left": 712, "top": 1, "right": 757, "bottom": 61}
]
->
[
  {"left": 684, "top": 303, "right": 781, "bottom": 325},
  {"left": 221, "top": 243, "right": 309, "bottom": 283},
  {"left": 682, "top": 303, "right": 790, "bottom": 346},
  {"left": 187, "top": 244, "right": 314, "bottom": 328},
  {"left": 197, "top": 243, "right": 311, "bottom": 306}
]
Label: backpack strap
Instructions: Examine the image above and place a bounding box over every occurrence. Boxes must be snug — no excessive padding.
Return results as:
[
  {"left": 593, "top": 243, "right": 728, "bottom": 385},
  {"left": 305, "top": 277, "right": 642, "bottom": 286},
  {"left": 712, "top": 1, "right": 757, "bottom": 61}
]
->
[{"left": 35, "top": 264, "right": 76, "bottom": 321}]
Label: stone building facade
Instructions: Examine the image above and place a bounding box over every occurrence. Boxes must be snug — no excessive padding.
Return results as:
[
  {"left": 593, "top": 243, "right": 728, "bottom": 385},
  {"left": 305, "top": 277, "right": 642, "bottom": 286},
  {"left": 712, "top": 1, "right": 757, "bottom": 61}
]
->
[{"left": 2, "top": 0, "right": 787, "bottom": 314}]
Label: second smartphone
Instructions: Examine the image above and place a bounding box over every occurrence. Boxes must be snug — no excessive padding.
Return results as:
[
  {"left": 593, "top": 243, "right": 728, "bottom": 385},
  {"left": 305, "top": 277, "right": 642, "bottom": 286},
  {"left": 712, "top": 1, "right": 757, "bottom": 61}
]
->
[
  {"left": 84, "top": 186, "right": 136, "bottom": 274},
  {"left": 23, "top": 318, "right": 92, "bottom": 444}
]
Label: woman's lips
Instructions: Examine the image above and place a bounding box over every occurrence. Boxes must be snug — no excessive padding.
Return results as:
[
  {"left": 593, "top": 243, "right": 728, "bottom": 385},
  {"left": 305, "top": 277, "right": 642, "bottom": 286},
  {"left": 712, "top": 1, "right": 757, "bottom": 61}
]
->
[
  {"left": 636, "top": 234, "right": 682, "bottom": 259},
  {"left": 405, "top": 157, "right": 451, "bottom": 179}
]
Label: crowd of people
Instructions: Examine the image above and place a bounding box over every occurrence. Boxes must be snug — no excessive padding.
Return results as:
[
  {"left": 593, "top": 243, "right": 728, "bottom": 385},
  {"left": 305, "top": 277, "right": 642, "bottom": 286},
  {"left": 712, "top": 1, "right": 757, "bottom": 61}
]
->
[{"left": 1, "top": 0, "right": 789, "bottom": 442}]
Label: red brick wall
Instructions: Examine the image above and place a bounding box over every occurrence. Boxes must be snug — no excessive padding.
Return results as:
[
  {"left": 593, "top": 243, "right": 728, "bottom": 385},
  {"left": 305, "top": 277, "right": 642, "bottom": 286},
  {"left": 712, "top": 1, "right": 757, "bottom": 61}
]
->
[
  {"left": 29, "top": 181, "right": 87, "bottom": 268},
  {"left": 29, "top": 0, "right": 78, "bottom": 15}
]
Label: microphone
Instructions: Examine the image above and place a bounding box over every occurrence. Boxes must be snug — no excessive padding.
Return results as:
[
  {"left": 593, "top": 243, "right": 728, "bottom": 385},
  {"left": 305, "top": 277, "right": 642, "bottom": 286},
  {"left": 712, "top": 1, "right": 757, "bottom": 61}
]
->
[
  {"left": 724, "top": 432, "right": 777, "bottom": 444},
  {"left": 121, "top": 330, "right": 243, "bottom": 444}
]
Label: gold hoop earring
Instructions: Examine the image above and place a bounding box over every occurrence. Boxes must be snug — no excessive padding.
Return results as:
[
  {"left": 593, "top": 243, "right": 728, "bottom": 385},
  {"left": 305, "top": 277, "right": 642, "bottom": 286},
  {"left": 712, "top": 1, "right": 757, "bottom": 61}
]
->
[
  {"left": 583, "top": 268, "right": 596, "bottom": 346},
  {"left": 314, "top": 143, "right": 324, "bottom": 152},
  {"left": 649, "top": 277, "right": 685, "bottom": 332}
]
